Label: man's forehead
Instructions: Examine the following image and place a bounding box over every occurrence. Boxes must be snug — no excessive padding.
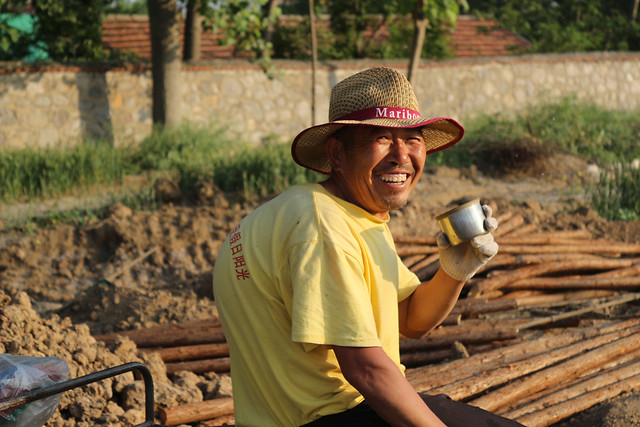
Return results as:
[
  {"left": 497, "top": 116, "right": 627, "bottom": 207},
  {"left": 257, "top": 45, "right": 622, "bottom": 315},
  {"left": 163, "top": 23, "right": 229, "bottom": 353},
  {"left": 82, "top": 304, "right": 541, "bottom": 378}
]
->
[{"left": 362, "top": 126, "right": 424, "bottom": 137}]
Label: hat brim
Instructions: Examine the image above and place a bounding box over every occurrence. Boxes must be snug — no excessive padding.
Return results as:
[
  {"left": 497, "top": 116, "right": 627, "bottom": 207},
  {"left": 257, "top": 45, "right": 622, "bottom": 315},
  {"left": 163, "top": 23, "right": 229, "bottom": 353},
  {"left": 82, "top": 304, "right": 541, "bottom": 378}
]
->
[{"left": 291, "top": 117, "right": 465, "bottom": 175}]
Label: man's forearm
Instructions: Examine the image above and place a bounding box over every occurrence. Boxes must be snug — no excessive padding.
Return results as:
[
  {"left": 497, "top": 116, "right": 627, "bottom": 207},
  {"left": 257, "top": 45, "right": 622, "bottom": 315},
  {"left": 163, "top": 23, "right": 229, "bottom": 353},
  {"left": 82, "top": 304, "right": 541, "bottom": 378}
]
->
[
  {"left": 399, "top": 267, "right": 465, "bottom": 339},
  {"left": 333, "top": 346, "right": 446, "bottom": 427}
]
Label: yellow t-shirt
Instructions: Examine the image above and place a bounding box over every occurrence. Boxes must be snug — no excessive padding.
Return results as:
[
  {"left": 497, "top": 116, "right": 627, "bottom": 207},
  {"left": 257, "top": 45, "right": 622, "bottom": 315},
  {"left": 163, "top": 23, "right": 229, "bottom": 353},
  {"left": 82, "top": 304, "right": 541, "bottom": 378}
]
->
[{"left": 213, "top": 183, "right": 421, "bottom": 426}]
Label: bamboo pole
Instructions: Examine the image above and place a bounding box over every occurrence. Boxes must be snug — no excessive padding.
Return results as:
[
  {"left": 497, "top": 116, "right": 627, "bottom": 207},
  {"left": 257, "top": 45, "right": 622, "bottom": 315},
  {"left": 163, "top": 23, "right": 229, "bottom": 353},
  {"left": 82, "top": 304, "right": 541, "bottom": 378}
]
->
[
  {"left": 409, "top": 321, "right": 640, "bottom": 395},
  {"left": 450, "top": 298, "right": 518, "bottom": 317},
  {"left": 515, "top": 293, "right": 640, "bottom": 331},
  {"left": 95, "top": 326, "right": 226, "bottom": 348},
  {"left": 502, "top": 347, "right": 640, "bottom": 412},
  {"left": 409, "top": 253, "right": 439, "bottom": 274},
  {"left": 471, "top": 258, "right": 638, "bottom": 294},
  {"left": 492, "top": 214, "right": 524, "bottom": 238},
  {"left": 501, "top": 351, "right": 640, "bottom": 419},
  {"left": 165, "top": 357, "right": 230, "bottom": 374},
  {"left": 394, "top": 235, "right": 437, "bottom": 245},
  {"left": 140, "top": 342, "right": 229, "bottom": 362},
  {"left": 396, "top": 245, "right": 439, "bottom": 257},
  {"left": 468, "top": 331, "right": 640, "bottom": 413},
  {"left": 159, "top": 397, "right": 234, "bottom": 425},
  {"left": 499, "top": 222, "right": 537, "bottom": 238},
  {"left": 515, "top": 374, "right": 640, "bottom": 427},
  {"left": 400, "top": 327, "right": 519, "bottom": 353},
  {"left": 406, "top": 319, "right": 640, "bottom": 388},
  {"left": 494, "top": 211, "right": 514, "bottom": 224},
  {"left": 498, "top": 229, "right": 593, "bottom": 241},
  {"left": 478, "top": 253, "right": 606, "bottom": 273},
  {"left": 505, "top": 290, "right": 614, "bottom": 307},
  {"left": 593, "top": 263, "right": 640, "bottom": 278},
  {"left": 496, "top": 243, "right": 638, "bottom": 255},
  {"left": 504, "top": 276, "right": 640, "bottom": 290},
  {"left": 402, "top": 254, "right": 429, "bottom": 269}
]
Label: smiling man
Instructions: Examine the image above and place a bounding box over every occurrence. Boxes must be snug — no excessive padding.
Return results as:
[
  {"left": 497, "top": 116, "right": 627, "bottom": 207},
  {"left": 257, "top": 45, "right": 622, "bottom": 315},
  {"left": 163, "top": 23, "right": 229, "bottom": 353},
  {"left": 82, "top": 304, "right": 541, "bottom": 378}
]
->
[{"left": 213, "top": 67, "right": 524, "bottom": 426}]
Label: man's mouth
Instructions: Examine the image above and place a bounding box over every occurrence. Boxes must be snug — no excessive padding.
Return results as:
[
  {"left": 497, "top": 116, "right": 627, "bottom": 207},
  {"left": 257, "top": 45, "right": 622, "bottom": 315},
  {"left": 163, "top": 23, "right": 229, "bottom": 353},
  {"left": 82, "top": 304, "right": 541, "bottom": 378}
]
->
[{"left": 377, "top": 173, "right": 410, "bottom": 184}]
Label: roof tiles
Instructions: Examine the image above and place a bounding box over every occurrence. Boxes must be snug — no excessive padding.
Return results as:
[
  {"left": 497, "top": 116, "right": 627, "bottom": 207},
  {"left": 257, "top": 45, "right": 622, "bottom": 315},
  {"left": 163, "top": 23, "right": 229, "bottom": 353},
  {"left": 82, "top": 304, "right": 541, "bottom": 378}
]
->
[{"left": 102, "top": 14, "right": 530, "bottom": 61}]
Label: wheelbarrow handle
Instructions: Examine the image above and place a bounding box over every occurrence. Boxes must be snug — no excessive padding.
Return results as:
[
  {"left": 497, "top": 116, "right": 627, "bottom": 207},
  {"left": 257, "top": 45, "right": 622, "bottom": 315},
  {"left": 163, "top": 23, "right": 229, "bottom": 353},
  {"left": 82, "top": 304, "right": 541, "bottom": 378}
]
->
[{"left": 0, "top": 361, "right": 165, "bottom": 427}]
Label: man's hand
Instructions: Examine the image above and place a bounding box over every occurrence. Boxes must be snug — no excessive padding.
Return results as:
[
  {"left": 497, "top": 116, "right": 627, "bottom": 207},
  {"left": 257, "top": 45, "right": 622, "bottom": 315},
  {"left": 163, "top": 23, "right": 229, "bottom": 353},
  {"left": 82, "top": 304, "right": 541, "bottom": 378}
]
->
[{"left": 437, "top": 204, "right": 499, "bottom": 281}]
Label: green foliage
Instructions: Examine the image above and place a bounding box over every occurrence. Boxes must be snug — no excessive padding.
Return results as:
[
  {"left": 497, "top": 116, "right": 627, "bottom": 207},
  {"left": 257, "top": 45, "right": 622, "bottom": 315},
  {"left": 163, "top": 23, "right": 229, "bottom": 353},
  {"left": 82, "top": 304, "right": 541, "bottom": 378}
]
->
[
  {"left": 105, "top": 0, "right": 148, "bottom": 14},
  {"left": 199, "top": 0, "right": 281, "bottom": 72},
  {"left": 461, "top": 97, "right": 640, "bottom": 166},
  {"left": 589, "top": 162, "right": 640, "bottom": 220},
  {"left": 468, "top": 0, "right": 640, "bottom": 52},
  {"left": 31, "top": 0, "right": 110, "bottom": 61},
  {"left": 199, "top": 141, "right": 319, "bottom": 199}
]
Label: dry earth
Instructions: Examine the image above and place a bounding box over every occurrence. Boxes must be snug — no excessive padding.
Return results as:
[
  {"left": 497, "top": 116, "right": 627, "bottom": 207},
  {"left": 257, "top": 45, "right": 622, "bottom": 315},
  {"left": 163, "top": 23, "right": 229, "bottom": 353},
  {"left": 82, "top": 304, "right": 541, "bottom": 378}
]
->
[{"left": 1, "top": 151, "right": 640, "bottom": 426}]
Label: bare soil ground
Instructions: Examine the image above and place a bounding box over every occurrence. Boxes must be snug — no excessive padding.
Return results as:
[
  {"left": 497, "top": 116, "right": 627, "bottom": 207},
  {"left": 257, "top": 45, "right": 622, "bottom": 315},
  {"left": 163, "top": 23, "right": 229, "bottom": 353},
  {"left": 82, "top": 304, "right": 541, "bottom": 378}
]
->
[{"left": 1, "top": 151, "right": 639, "bottom": 426}]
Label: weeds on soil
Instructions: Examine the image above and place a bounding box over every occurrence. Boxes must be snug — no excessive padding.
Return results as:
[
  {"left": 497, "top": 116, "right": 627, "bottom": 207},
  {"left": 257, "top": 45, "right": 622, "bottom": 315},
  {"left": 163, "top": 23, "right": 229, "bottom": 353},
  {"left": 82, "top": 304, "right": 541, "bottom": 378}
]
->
[
  {"left": 462, "top": 97, "right": 640, "bottom": 166},
  {"left": 590, "top": 162, "right": 640, "bottom": 221}
]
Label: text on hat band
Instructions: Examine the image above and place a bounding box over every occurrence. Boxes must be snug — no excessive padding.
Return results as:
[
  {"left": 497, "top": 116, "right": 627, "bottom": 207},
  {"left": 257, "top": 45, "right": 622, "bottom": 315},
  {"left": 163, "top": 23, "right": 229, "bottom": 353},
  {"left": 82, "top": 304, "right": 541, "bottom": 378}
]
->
[{"left": 337, "top": 107, "right": 421, "bottom": 122}]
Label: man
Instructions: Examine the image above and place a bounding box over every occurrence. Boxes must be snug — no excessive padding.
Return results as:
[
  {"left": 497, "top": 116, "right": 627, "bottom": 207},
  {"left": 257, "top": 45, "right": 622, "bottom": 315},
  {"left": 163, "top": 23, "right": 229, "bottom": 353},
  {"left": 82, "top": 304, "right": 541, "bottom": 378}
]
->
[{"left": 213, "top": 67, "right": 523, "bottom": 426}]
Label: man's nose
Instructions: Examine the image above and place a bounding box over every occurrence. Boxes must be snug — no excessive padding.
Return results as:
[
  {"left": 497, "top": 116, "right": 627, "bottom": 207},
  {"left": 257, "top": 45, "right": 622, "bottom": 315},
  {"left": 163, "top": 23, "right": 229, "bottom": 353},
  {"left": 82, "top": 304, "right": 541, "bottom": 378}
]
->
[{"left": 387, "top": 139, "right": 410, "bottom": 165}]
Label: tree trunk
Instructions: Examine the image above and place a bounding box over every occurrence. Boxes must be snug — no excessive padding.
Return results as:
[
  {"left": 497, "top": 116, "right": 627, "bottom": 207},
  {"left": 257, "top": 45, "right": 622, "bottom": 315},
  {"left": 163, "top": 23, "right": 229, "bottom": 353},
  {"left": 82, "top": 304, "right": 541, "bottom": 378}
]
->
[
  {"left": 184, "top": 0, "right": 202, "bottom": 61},
  {"left": 309, "top": 0, "right": 318, "bottom": 125},
  {"left": 262, "top": 0, "right": 282, "bottom": 49},
  {"left": 407, "top": 0, "right": 428, "bottom": 83},
  {"left": 148, "top": 0, "right": 182, "bottom": 126}
]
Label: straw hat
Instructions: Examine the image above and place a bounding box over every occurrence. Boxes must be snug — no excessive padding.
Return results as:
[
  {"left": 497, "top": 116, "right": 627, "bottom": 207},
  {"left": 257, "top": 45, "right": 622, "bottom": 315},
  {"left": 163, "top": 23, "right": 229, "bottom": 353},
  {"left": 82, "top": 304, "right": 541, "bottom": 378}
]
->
[{"left": 291, "top": 67, "right": 464, "bottom": 174}]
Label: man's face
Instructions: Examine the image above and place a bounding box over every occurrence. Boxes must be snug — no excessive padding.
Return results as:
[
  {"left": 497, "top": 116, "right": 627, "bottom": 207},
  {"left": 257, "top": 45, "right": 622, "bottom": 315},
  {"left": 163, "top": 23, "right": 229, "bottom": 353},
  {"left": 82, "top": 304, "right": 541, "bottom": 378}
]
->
[{"left": 329, "top": 126, "right": 427, "bottom": 219}]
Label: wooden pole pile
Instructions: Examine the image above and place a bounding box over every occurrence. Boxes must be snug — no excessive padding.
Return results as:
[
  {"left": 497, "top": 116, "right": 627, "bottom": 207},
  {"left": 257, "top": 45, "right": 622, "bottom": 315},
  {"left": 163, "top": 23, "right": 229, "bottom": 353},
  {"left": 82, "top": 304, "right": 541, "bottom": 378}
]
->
[
  {"left": 394, "top": 212, "right": 640, "bottom": 296},
  {"left": 90, "top": 211, "right": 640, "bottom": 425},
  {"left": 94, "top": 317, "right": 231, "bottom": 375},
  {"left": 406, "top": 319, "right": 640, "bottom": 425}
]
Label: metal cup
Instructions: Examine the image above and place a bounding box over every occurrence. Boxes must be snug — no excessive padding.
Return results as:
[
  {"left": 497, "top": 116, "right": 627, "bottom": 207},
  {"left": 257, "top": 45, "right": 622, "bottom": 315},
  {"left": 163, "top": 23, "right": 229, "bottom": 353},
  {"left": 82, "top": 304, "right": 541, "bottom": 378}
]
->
[{"left": 435, "top": 199, "right": 487, "bottom": 245}]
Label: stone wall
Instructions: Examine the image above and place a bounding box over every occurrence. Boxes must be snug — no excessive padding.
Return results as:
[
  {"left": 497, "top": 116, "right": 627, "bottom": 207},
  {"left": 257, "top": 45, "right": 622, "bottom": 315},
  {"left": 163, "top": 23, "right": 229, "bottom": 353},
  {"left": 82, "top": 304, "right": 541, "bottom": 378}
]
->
[{"left": 1, "top": 52, "right": 639, "bottom": 150}]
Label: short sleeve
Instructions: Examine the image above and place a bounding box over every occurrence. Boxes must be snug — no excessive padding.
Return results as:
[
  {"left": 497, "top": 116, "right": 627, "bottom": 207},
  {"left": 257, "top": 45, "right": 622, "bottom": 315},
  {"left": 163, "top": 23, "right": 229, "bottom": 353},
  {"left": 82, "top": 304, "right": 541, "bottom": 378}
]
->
[
  {"left": 289, "top": 240, "right": 381, "bottom": 350},
  {"left": 397, "top": 255, "right": 421, "bottom": 302}
]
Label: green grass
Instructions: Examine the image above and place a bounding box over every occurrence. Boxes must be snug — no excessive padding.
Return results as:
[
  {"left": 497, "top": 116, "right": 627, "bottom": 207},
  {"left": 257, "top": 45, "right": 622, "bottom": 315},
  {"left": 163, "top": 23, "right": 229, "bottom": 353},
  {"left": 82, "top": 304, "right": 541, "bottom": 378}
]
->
[
  {"left": 0, "top": 142, "right": 127, "bottom": 202},
  {"left": 589, "top": 162, "right": 640, "bottom": 221},
  {"left": 437, "top": 96, "right": 640, "bottom": 168},
  {"left": 1, "top": 98, "right": 638, "bottom": 226}
]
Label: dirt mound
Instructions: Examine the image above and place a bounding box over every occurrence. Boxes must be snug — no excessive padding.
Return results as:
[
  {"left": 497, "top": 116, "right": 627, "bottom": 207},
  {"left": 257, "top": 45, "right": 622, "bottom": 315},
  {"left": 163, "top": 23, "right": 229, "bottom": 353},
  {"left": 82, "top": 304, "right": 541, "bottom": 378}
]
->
[{"left": 0, "top": 289, "right": 230, "bottom": 426}]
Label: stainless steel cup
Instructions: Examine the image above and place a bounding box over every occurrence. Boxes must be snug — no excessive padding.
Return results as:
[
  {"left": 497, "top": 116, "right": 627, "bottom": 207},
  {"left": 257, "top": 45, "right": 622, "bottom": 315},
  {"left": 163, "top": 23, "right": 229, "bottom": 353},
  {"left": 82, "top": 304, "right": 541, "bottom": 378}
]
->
[{"left": 435, "top": 199, "right": 487, "bottom": 245}]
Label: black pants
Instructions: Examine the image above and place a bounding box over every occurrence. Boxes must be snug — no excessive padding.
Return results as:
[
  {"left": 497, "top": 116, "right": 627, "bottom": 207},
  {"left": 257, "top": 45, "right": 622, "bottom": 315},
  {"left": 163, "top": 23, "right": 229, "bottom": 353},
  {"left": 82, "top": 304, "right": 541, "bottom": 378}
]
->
[{"left": 302, "top": 393, "right": 524, "bottom": 426}]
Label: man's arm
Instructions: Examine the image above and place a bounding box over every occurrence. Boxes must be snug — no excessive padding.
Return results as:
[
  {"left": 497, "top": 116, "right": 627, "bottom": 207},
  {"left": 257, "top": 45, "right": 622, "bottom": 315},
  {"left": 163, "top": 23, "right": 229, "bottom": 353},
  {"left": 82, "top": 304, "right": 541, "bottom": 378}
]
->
[
  {"left": 400, "top": 206, "right": 500, "bottom": 338},
  {"left": 333, "top": 345, "right": 446, "bottom": 427},
  {"left": 398, "top": 267, "right": 465, "bottom": 339}
]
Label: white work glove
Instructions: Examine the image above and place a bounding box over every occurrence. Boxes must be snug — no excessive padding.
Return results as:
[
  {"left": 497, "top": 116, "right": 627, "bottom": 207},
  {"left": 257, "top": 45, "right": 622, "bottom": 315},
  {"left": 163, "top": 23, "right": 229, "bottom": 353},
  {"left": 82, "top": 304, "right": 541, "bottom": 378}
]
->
[{"left": 437, "top": 204, "right": 499, "bottom": 281}]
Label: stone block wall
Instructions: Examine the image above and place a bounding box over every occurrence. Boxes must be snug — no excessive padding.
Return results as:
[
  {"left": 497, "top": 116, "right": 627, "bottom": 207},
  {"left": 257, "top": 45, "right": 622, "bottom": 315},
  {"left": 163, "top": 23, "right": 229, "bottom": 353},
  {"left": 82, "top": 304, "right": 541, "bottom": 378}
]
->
[{"left": 0, "top": 52, "right": 639, "bottom": 150}]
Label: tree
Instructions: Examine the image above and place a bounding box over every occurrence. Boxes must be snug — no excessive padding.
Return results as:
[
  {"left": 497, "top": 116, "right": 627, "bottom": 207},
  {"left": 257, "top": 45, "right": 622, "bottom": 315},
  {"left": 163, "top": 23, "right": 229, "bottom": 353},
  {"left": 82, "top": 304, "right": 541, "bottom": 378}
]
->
[
  {"left": 467, "top": 0, "right": 640, "bottom": 52},
  {"left": 31, "top": 0, "right": 109, "bottom": 61},
  {"left": 147, "top": 0, "right": 182, "bottom": 125},
  {"left": 199, "top": 0, "right": 282, "bottom": 70},
  {"left": 183, "top": 0, "right": 202, "bottom": 61},
  {"left": 404, "top": 0, "right": 466, "bottom": 83}
]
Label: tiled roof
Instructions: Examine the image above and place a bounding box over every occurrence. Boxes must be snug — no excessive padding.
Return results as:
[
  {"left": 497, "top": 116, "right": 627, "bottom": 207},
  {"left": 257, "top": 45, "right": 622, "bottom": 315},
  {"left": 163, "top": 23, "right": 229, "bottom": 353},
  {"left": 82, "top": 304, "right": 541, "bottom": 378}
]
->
[
  {"left": 451, "top": 16, "right": 530, "bottom": 58},
  {"left": 102, "top": 14, "right": 530, "bottom": 61}
]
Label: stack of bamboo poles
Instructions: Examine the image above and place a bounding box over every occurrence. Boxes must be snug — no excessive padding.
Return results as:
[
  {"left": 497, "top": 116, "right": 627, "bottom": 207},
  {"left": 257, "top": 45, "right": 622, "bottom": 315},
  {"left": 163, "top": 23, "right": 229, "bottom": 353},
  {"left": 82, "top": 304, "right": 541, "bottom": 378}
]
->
[
  {"left": 405, "top": 319, "right": 640, "bottom": 427},
  {"left": 92, "top": 211, "right": 640, "bottom": 426}
]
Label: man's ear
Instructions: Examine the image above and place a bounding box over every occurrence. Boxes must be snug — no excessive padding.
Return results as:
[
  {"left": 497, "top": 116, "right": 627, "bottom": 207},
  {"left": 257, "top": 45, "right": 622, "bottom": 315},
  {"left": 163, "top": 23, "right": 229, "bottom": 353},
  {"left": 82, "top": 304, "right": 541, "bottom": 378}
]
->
[{"left": 326, "top": 136, "right": 345, "bottom": 173}]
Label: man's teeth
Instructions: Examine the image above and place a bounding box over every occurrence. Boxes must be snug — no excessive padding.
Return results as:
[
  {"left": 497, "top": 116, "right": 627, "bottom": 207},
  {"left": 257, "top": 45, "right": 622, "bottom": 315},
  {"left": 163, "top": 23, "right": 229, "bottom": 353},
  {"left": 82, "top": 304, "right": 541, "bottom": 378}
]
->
[{"left": 379, "top": 174, "right": 407, "bottom": 183}]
